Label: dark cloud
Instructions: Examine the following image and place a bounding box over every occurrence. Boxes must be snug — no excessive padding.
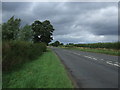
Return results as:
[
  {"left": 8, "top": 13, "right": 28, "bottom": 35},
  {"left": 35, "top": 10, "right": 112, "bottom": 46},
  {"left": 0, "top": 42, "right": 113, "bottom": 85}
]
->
[
  {"left": 2, "top": 2, "right": 32, "bottom": 12},
  {"left": 2, "top": 2, "right": 118, "bottom": 43}
]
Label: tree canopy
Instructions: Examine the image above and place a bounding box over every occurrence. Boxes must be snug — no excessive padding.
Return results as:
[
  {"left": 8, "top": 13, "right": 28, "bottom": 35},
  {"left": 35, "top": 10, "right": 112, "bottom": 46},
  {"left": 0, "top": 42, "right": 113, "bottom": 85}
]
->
[
  {"left": 2, "top": 16, "right": 55, "bottom": 44},
  {"left": 2, "top": 16, "right": 21, "bottom": 40},
  {"left": 18, "top": 24, "right": 33, "bottom": 42},
  {"left": 50, "top": 41, "right": 63, "bottom": 47},
  {"left": 31, "top": 20, "right": 54, "bottom": 45}
]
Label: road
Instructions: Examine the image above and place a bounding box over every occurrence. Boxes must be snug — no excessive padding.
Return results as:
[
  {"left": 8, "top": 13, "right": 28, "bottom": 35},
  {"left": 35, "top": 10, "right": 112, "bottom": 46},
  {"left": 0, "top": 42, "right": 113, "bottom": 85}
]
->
[{"left": 51, "top": 47, "right": 119, "bottom": 88}]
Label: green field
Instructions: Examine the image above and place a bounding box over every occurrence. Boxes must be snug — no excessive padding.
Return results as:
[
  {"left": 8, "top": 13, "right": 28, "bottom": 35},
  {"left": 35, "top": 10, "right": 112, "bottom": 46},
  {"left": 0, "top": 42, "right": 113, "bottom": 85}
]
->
[
  {"left": 64, "top": 47, "right": 120, "bottom": 56},
  {"left": 3, "top": 49, "right": 73, "bottom": 88}
]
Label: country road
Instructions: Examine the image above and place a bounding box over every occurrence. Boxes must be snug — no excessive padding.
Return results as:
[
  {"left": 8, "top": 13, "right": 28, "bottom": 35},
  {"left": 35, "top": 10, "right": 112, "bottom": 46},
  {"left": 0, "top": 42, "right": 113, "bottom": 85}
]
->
[{"left": 51, "top": 47, "right": 119, "bottom": 88}]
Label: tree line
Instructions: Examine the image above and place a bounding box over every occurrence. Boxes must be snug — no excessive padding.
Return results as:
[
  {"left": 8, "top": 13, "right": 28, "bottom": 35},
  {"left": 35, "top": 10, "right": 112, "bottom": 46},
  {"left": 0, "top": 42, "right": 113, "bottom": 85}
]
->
[
  {"left": 50, "top": 41, "right": 120, "bottom": 50},
  {"left": 50, "top": 41, "right": 63, "bottom": 47},
  {"left": 2, "top": 16, "right": 54, "bottom": 45}
]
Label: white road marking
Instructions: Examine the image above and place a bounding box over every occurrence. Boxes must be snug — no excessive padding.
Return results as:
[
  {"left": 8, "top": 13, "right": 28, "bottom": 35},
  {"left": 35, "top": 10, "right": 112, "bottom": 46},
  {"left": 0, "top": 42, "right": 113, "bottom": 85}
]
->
[
  {"left": 100, "top": 59, "right": 104, "bottom": 61},
  {"left": 84, "top": 56, "right": 97, "bottom": 60},
  {"left": 92, "top": 58, "right": 97, "bottom": 60},
  {"left": 73, "top": 52, "right": 81, "bottom": 56},
  {"left": 84, "top": 56, "right": 91, "bottom": 58},
  {"left": 113, "top": 64, "right": 119, "bottom": 67},
  {"left": 106, "top": 61, "right": 120, "bottom": 67},
  {"left": 72, "top": 52, "right": 120, "bottom": 67},
  {"left": 84, "top": 55, "right": 89, "bottom": 58},
  {"left": 106, "top": 61, "right": 114, "bottom": 65},
  {"left": 84, "top": 56, "right": 91, "bottom": 59},
  {"left": 113, "top": 62, "right": 120, "bottom": 67}
]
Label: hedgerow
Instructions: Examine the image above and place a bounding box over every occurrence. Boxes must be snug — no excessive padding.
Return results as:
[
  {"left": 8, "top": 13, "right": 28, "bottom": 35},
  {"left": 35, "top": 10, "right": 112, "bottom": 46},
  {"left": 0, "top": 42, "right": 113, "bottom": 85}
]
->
[
  {"left": 2, "top": 40, "right": 46, "bottom": 71},
  {"left": 66, "top": 42, "right": 120, "bottom": 50}
]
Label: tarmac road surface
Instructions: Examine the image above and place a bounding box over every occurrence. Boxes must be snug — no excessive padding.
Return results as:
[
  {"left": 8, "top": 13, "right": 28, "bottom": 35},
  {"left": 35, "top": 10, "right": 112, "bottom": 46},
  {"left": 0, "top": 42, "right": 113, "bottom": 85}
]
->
[{"left": 51, "top": 47, "right": 119, "bottom": 88}]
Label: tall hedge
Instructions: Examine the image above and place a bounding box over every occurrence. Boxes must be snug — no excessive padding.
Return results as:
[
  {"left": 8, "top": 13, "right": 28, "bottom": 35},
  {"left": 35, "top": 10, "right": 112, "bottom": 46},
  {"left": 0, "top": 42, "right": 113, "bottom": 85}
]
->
[{"left": 2, "top": 41, "right": 46, "bottom": 71}]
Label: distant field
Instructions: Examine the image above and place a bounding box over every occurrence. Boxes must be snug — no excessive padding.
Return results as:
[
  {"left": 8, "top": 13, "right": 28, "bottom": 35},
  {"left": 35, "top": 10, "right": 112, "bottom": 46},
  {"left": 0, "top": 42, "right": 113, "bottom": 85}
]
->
[
  {"left": 3, "top": 49, "right": 73, "bottom": 88},
  {"left": 72, "top": 42, "right": 120, "bottom": 50},
  {"left": 64, "top": 47, "right": 120, "bottom": 56},
  {"left": 62, "top": 42, "right": 120, "bottom": 56}
]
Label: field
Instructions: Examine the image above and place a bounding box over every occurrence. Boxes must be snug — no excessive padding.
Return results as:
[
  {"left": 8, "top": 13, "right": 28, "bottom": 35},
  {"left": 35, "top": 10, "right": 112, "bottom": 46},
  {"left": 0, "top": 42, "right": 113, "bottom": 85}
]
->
[
  {"left": 63, "top": 42, "right": 120, "bottom": 56},
  {"left": 3, "top": 49, "right": 74, "bottom": 88},
  {"left": 65, "top": 42, "right": 120, "bottom": 49},
  {"left": 64, "top": 47, "right": 120, "bottom": 56}
]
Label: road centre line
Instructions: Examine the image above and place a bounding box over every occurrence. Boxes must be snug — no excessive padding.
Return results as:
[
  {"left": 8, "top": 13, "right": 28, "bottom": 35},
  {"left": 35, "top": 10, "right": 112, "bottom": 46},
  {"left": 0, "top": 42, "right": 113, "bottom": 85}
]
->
[
  {"left": 106, "top": 61, "right": 120, "bottom": 67},
  {"left": 113, "top": 62, "right": 120, "bottom": 67},
  {"left": 100, "top": 59, "right": 104, "bottom": 61},
  {"left": 71, "top": 51, "right": 120, "bottom": 67},
  {"left": 114, "top": 64, "right": 120, "bottom": 67},
  {"left": 72, "top": 52, "right": 81, "bottom": 56},
  {"left": 106, "top": 61, "right": 114, "bottom": 65},
  {"left": 92, "top": 58, "right": 98, "bottom": 60}
]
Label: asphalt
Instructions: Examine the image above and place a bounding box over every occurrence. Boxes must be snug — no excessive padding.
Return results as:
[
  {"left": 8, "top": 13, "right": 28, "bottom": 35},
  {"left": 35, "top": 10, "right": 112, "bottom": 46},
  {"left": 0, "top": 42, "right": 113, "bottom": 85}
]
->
[{"left": 51, "top": 47, "right": 119, "bottom": 88}]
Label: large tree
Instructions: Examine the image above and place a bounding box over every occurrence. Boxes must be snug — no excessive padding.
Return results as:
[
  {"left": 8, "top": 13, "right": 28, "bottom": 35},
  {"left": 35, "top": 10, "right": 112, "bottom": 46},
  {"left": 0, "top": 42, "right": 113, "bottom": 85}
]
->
[
  {"left": 2, "top": 16, "right": 21, "bottom": 40},
  {"left": 31, "top": 20, "right": 54, "bottom": 45}
]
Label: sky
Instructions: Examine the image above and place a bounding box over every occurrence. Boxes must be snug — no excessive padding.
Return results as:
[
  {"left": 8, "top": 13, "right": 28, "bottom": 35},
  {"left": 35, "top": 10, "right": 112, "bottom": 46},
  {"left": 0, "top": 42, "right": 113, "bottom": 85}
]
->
[{"left": 2, "top": 2, "right": 118, "bottom": 44}]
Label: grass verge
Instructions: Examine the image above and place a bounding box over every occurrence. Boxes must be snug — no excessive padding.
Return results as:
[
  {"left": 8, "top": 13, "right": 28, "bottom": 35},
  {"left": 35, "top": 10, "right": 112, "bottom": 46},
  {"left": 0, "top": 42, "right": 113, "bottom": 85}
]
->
[
  {"left": 3, "top": 48, "right": 74, "bottom": 88},
  {"left": 64, "top": 47, "right": 120, "bottom": 56}
]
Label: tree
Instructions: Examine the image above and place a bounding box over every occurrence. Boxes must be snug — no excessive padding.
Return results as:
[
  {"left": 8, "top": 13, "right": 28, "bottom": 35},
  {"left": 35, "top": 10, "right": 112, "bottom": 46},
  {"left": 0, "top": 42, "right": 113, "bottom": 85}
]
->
[
  {"left": 0, "top": 24, "right": 1, "bottom": 40},
  {"left": 2, "top": 16, "right": 21, "bottom": 40},
  {"left": 50, "top": 41, "right": 64, "bottom": 47},
  {"left": 31, "top": 20, "right": 54, "bottom": 45},
  {"left": 60, "top": 43, "right": 64, "bottom": 46},
  {"left": 51, "top": 41, "right": 60, "bottom": 47},
  {"left": 18, "top": 24, "right": 33, "bottom": 42}
]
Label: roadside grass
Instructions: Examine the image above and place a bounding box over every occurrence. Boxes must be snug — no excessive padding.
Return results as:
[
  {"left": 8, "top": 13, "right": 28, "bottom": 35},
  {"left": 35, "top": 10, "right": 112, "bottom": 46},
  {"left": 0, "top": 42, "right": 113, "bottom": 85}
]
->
[
  {"left": 63, "top": 47, "right": 120, "bottom": 56},
  {"left": 3, "top": 49, "right": 74, "bottom": 88}
]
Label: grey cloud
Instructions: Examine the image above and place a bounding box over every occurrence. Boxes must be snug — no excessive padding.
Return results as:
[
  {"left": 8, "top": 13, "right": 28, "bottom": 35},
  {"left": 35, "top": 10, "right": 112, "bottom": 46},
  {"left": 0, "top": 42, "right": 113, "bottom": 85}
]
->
[
  {"left": 2, "top": 2, "right": 118, "bottom": 43},
  {"left": 2, "top": 2, "right": 32, "bottom": 12}
]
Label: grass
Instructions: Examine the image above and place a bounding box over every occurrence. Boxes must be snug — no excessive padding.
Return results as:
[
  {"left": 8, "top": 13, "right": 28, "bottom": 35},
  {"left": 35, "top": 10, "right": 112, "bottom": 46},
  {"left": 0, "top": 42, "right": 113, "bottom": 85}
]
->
[
  {"left": 3, "top": 49, "right": 74, "bottom": 88},
  {"left": 64, "top": 47, "right": 120, "bottom": 56}
]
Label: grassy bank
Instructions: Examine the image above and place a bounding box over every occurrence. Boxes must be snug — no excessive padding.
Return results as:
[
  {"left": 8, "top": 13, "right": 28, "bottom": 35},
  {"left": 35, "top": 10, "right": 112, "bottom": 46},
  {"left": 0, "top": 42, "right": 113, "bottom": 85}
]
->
[
  {"left": 64, "top": 47, "right": 120, "bottom": 56},
  {"left": 3, "top": 49, "right": 73, "bottom": 88}
]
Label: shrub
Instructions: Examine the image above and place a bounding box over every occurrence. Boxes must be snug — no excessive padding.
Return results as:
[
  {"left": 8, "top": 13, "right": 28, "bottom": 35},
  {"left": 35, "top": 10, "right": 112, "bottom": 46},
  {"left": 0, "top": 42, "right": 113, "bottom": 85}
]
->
[{"left": 2, "top": 40, "right": 46, "bottom": 71}]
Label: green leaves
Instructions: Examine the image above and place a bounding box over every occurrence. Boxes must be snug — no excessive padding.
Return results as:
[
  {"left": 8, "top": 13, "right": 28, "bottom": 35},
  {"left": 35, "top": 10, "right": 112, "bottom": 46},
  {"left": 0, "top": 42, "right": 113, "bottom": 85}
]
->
[
  {"left": 31, "top": 20, "right": 54, "bottom": 45},
  {"left": 2, "top": 16, "right": 54, "bottom": 44},
  {"left": 18, "top": 24, "right": 33, "bottom": 42},
  {"left": 2, "top": 16, "right": 21, "bottom": 40},
  {"left": 2, "top": 41, "right": 47, "bottom": 71},
  {"left": 51, "top": 41, "right": 61, "bottom": 47}
]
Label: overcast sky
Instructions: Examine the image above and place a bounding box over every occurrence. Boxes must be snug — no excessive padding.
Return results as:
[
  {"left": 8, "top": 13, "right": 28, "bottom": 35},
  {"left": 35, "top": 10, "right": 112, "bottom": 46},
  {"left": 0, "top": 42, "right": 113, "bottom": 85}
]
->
[{"left": 2, "top": 2, "right": 118, "bottom": 44}]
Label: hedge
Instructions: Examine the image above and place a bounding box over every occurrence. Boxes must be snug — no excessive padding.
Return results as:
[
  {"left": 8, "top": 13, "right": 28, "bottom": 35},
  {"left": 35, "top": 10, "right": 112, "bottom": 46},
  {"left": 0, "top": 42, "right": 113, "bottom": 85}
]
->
[{"left": 2, "top": 40, "right": 46, "bottom": 71}]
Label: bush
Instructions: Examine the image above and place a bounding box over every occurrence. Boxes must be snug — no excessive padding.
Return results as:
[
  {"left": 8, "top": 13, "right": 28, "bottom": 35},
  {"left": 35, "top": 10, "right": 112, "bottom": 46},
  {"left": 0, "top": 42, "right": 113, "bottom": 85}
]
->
[{"left": 2, "top": 40, "right": 46, "bottom": 71}]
